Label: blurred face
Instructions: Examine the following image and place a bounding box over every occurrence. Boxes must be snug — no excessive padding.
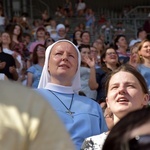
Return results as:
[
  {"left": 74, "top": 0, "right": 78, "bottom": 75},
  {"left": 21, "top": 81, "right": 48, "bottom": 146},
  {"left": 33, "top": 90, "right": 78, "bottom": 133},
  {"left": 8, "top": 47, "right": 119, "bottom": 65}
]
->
[
  {"left": 138, "top": 41, "right": 150, "bottom": 59},
  {"left": 58, "top": 28, "right": 66, "bottom": 37},
  {"left": 81, "top": 33, "right": 90, "bottom": 44},
  {"left": 106, "top": 71, "right": 148, "bottom": 119},
  {"left": 131, "top": 47, "right": 139, "bottom": 62},
  {"left": 13, "top": 25, "right": 21, "bottom": 36},
  {"left": 45, "top": 38, "right": 54, "bottom": 48},
  {"left": 103, "top": 48, "right": 118, "bottom": 66},
  {"left": 75, "top": 31, "right": 81, "bottom": 41},
  {"left": 1, "top": 33, "right": 11, "bottom": 44},
  {"left": 36, "top": 46, "right": 45, "bottom": 57},
  {"left": 80, "top": 47, "right": 90, "bottom": 61},
  {"left": 139, "top": 31, "right": 147, "bottom": 40},
  {"left": 90, "top": 46, "right": 98, "bottom": 61},
  {"left": 37, "top": 29, "right": 45, "bottom": 37},
  {"left": 48, "top": 42, "right": 78, "bottom": 85},
  {"left": 117, "top": 36, "right": 127, "bottom": 49},
  {"left": 50, "top": 20, "right": 56, "bottom": 27}
]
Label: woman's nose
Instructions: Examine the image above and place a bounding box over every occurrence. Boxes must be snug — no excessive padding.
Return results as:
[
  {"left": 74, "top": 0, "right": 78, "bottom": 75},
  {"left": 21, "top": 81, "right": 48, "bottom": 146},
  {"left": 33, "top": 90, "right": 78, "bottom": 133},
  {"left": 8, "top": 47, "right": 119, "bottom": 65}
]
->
[
  {"left": 118, "top": 86, "right": 126, "bottom": 95},
  {"left": 62, "top": 53, "right": 68, "bottom": 61}
]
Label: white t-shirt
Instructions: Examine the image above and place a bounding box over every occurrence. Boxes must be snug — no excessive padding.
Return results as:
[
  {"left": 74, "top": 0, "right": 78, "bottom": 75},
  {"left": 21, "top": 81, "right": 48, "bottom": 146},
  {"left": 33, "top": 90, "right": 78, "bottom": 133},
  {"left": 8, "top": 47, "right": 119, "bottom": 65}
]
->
[{"left": 81, "top": 132, "right": 108, "bottom": 150}]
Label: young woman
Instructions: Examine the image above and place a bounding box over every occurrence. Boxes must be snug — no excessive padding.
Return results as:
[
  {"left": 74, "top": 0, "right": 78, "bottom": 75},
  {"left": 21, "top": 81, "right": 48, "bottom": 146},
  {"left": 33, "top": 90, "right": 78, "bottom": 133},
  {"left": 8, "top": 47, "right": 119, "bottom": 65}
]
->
[
  {"left": 26, "top": 44, "right": 45, "bottom": 88},
  {"left": 136, "top": 39, "right": 150, "bottom": 90},
  {"left": 87, "top": 47, "right": 120, "bottom": 103},
  {"left": 81, "top": 64, "right": 149, "bottom": 150},
  {"left": 114, "top": 34, "right": 130, "bottom": 64}
]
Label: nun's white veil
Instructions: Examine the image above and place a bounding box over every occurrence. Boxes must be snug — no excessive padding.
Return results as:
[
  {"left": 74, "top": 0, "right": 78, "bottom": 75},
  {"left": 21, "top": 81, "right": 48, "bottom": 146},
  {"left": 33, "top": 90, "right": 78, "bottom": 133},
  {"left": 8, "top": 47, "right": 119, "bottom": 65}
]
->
[{"left": 38, "top": 39, "right": 81, "bottom": 93}]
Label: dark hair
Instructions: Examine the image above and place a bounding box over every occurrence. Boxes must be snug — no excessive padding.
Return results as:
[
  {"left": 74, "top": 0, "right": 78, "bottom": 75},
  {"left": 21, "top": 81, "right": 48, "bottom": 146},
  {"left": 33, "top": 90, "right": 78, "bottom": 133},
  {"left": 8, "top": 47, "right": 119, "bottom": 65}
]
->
[
  {"left": 114, "top": 34, "right": 126, "bottom": 49},
  {"left": 44, "top": 37, "right": 55, "bottom": 48},
  {"left": 78, "top": 44, "right": 90, "bottom": 52},
  {"left": 72, "top": 30, "right": 81, "bottom": 46},
  {"left": 137, "top": 27, "right": 146, "bottom": 37},
  {"left": 32, "top": 44, "right": 45, "bottom": 64},
  {"left": 100, "top": 47, "right": 121, "bottom": 72},
  {"left": 103, "top": 107, "right": 150, "bottom": 150},
  {"left": 105, "top": 64, "right": 149, "bottom": 96},
  {"left": 9, "top": 24, "right": 23, "bottom": 42},
  {"left": 80, "top": 31, "right": 90, "bottom": 39},
  {"left": 1, "top": 31, "right": 12, "bottom": 49}
]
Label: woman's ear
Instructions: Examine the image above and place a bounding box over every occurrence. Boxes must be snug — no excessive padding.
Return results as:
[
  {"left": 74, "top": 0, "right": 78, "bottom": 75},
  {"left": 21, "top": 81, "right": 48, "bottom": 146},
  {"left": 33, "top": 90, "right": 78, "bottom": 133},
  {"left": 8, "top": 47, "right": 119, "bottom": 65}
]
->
[{"left": 142, "top": 94, "right": 149, "bottom": 106}]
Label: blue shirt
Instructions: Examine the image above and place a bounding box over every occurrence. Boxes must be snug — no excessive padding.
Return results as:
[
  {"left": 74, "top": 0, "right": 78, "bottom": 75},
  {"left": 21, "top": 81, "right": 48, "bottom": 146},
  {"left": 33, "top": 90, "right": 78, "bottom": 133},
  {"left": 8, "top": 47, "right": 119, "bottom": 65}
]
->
[
  {"left": 137, "top": 64, "right": 150, "bottom": 90},
  {"left": 27, "top": 64, "right": 43, "bottom": 88},
  {"left": 36, "top": 88, "right": 108, "bottom": 150}
]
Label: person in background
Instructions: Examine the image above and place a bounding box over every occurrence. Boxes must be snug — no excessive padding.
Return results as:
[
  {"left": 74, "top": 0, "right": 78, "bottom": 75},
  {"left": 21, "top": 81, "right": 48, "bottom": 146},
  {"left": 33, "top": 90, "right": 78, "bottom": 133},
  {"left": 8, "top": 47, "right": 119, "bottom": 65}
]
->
[
  {"left": 129, "top": 41, "right": 140, "bottom": 68},
  {"left": 103, "top": 107, "right": 150, "bottom": 150},
  {"left": 72, "top": 30, "right": 82, "bottom": 46},
  {"left": 46, "top": 19, "right": 57, "bottom": 40},
  {"left": 0, "top": 43, "right": 18, "bottom": 80},
  {"left": 0, "top": 2, "right": 6, "bottom": 32},
  {"left": 80, "top": 31, "right": 91, "bottom": 46},
  {"left": 87, "top": 47, "right": 120, "bottom": 104},
  {"left": 136, "top": 39, "right": 150, "bottom": 90},
  {"left": 129, "top": 27, "right": 147, "bottom": 48},
  {"left": 36, "top": 39, "right": 107, "bottom": 150},
  {"left": 26, "top": 44, "right": 45, "bottom": 88},
  {"left": 78, "top": 44, "right": 97, "bottom": 100},
  {"left": 90, "top": 46, "right": 100, "bottom": 68},
  {"left": 44, "top": 37, "right": 55, "bottom": 48},
  {"left": 114, "top": 34, "right": 130, "bottom": 64},
  {"left": 29, "top": 26, "right": 46, "bottom": 53},
  {"left": 1, "top": 31, "right": 23, "bottom": 74},
  {"left": 9, "top": 24, "right": 29, "bottom": 62},
  {"left": 92, "top": 38, "right": 105, "bottom": 61},
  {"left": 81, "top": 64, "right": 149, "bottom": 150},
  {"left": 75, "top": 0, "right": 86, "bottom": 17},
  {"left": 55, "top": 23, "right": 67, "bottom": 41}
]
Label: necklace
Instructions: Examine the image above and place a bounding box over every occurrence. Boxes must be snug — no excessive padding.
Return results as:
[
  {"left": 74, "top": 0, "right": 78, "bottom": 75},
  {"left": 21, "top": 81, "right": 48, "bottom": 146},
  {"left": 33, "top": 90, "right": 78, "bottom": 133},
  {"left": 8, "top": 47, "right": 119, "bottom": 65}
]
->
[{"left": 49, "top": 90, "right": 75, "bottom": 116}]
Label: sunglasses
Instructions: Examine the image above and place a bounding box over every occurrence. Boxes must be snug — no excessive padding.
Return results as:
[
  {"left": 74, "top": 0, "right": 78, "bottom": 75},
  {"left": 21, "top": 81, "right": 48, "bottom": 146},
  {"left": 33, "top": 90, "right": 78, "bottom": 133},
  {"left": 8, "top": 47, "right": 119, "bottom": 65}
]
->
[{"left": 121, "top": 134, "right": 150, "bottom": 150}]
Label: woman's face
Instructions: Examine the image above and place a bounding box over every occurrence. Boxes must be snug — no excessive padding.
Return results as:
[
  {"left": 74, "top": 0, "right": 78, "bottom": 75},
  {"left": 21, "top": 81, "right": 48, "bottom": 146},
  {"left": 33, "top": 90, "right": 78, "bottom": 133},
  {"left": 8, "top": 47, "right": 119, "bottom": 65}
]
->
[
  {"left": 80, "top": 47, "right": 90, "bottom": 61},
  {"left": 13, "top": 25, "right": 21, "bottom": 36},
  {"left": 117, "top": 36, "right": 127, "bottom": 49},
  {"left": 1, "top": 33, "right": 11, "bottom": 44},
  {"left": 131, "top": 47, "right": 139, "bottom": 62},
  {"left": 45, "top": 38, "right": 54, "bottom": 48},
  {"left": 81, "top": 33, "right": 90, "bottom": 44},
  {"left": 138, "top": 41, "right": 150, "bottom": 59},
  {"left": 36, "top": 46, "right": 45, "bottom": 57},
  {"left": 75, "top": 31, "right": 81, "bottom": 41},
  {"left": 58, "top": 28, "right": 66, "bottom": 37},
  {"left": 103, "top": 48, "right": 118, "bottom": 66},
  {"left": 48, "top": 42, "right": 78, "bottom": 85},
  {"left": 106, "top": 71, "right": 148, "bottom": 119}
]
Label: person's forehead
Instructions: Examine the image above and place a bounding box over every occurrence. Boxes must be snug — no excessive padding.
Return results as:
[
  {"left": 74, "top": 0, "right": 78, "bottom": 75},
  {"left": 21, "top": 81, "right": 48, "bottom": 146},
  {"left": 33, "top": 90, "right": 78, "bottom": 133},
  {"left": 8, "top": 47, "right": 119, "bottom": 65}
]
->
[{"left": 52, "top": 42, "right": 76, "bottom": 51}]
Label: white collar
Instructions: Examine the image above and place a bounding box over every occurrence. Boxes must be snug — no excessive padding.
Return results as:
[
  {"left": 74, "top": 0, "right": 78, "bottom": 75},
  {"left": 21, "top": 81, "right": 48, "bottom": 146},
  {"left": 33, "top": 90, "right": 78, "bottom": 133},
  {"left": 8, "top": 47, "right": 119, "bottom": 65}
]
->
[{"left": 45, "top": 83, "right": 74, "bottom": 94}]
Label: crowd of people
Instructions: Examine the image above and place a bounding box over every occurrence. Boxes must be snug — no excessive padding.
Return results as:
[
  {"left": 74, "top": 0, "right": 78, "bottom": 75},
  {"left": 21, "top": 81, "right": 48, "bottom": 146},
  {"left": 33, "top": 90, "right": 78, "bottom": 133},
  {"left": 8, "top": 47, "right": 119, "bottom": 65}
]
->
[{"left": 0, "top": 1, "right": 150, "bottom": 150}]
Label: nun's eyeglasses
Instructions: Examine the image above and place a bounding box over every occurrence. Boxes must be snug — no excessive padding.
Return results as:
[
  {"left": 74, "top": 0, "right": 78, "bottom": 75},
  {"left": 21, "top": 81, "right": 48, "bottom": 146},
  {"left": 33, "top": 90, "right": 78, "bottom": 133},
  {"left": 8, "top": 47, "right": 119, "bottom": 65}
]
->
[{"left": 121, "top": 134, "right": 150, "bottom": 150}]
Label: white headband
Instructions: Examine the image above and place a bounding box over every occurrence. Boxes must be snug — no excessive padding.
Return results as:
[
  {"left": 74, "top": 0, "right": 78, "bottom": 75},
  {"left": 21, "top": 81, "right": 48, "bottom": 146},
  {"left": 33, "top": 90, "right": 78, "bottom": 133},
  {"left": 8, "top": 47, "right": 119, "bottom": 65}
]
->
[{"left": 38, "top": 39, "right": 81, "bottom": 93}]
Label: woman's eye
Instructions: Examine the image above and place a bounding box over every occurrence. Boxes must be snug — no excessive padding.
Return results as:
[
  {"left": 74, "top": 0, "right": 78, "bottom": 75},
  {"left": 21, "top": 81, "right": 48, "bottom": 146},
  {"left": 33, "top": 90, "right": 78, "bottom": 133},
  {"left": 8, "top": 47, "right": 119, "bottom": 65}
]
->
[
  {"left": 110, "top": 86, "right": 118, "bottom": 90},
  {"left": 56, "top": 53, "right": 62, "bottom": 55},
  {"left": 69, "top": 55, "right": 74, "bottom": 58},
  {"left": 128, "top": 84, "right": 135, "bottom": 88}
]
